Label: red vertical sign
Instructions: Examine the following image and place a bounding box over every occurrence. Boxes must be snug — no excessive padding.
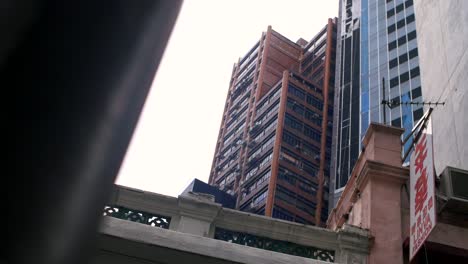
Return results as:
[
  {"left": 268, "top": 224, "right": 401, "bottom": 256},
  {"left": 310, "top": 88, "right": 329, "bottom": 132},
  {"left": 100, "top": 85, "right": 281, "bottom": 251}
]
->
[{"left": 409, "top": 132, "right": 436, "bottom": 260}]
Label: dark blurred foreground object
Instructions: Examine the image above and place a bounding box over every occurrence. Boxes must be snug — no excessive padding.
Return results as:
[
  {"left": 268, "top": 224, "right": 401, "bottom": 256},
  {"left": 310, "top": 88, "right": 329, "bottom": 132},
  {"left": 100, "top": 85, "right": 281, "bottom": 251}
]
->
[{"left": 3, "top": 1, "right": 182, "bottom": 263}]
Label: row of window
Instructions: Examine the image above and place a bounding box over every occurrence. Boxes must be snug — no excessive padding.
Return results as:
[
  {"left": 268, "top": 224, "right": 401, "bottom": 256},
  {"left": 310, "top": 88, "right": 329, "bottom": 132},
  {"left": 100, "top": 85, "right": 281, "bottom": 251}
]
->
[
  {"left": 389, "top": 66, "right": 420, "bottom": 88},
  {"left": 242, "top": 169, "right": 271, "bottom": 199},
  {"left": 252, "top": 189, "right": 268, "bottom": 206},
  {"left": 238, "top": 41, "right": 259, "bottom": 70},
  {"left": 224, "top": 104, "right": 248, "bottom": 132},
  {"left": 248, "top": 135, "right": 275, "bottom": 161},
  {"left": 282, "top": 129, "right": 320, "bottom": 158},
  {"left": 286, "top": 98, "right": 322, "bottom": 127},
  {"left": 284, "top": 113, "right": 322, "bottom": 142},
  {"left": 288, "top": 84, "right": 323, "bottom": 110},
  {"left": 387, "top": 0, "right": 413, "bottom": 19},
  {"left": 388, "top": 30, "right": 417, "bottom": 51},
  {"left": 255, "top": 103, "right": 279, "bottom": 128},
  {"left": 272, "top": 206, "right": 294, "bottom": 221},
  {"left": 280, "top": 147, "right": 319, "bottom": 176},
  {"left": 216, "top": 169, "right": 237, "bottom": 186},
  {"left": 278, "top": 166, "right": 318, "bottom": 194},
  {"left": 218, "top": 147, "right": 239, "bottom": 169},
  {"left": 230, "top": 92, "right": 250, "bottom": 113},
  {"left": 272, "top": 206, "right": 313, "bottom": 224},
  {"left": 230, "top": 76, "right": 252, "bottom": 102},
  {"left": 388, "top": 86, "right": 422, "bottom": 109},
  {"left": 275, "top": 185, "right": 316, "bottom": 215},
  {"left": 224, "top": 121, "right": 245, "bottom": 145},
  {"left": 388, "top": 14, "right": 415, "bottom": 34},
  {"left": 252, "top": 118, "right": 277, "bottom": 142},
  {"left": 389, "top": 47, "right": 418, "bottom": 69},
  {"left": 245, "top": 152, "right": 273, "bottom": 180},
  {"left": 256, "top": 85, "right": 281, "bottom": 113},
  {"left": 391, "top": 108, "right": 423, "bottom": 128},
  {"left": 237, "top": 53, "right": 257, "bottom": 79}
]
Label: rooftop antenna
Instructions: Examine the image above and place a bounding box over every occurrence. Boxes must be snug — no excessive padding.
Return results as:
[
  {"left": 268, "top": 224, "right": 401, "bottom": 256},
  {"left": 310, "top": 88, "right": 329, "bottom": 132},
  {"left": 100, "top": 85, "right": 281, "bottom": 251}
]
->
[{"left": 381, "top": 98, "right": 445, "bottom": 161}]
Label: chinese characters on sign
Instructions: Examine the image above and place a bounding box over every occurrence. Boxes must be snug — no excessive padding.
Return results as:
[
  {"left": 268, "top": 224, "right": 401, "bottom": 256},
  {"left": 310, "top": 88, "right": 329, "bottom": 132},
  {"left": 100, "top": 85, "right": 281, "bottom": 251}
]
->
[{"left": 409, "top": 133, "right": 436, "bottom": 260}]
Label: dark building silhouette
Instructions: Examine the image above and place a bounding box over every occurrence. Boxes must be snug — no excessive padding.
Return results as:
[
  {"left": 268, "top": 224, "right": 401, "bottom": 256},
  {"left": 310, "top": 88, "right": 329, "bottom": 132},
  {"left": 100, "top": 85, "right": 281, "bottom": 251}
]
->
[
  {"left": 208, "top": 19, "right": 337, "bottom": 226},
  {"left": 182, "top": 179, "right": 237, "bottom": 209}
]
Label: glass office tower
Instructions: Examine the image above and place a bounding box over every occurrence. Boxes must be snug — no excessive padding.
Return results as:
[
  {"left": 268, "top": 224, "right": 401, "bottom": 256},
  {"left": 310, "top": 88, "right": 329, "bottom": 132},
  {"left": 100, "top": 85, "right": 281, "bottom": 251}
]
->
[{"left": 331, "top": 0, "right": 424, "bottom": 205}]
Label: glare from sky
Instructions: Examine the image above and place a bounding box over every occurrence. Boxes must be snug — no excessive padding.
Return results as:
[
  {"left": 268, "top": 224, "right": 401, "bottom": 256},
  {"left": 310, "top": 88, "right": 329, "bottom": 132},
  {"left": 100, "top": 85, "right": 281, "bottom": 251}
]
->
[{"left": 116, "top": 0, "right": 338, "bottom": 197}]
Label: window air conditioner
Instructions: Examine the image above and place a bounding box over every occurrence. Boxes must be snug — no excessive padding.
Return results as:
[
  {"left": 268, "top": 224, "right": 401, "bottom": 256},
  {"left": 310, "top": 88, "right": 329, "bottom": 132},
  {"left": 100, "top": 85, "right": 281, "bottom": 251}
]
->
[{"left": 438, "top": 166, "right": 468, "bottom": 214}]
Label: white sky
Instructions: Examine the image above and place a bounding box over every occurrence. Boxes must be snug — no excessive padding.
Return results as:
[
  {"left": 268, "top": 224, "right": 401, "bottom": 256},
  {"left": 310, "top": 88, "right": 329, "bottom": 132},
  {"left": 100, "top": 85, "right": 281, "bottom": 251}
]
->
[{"left": 116, "top": 0, "right": 338, "bottom": 197}]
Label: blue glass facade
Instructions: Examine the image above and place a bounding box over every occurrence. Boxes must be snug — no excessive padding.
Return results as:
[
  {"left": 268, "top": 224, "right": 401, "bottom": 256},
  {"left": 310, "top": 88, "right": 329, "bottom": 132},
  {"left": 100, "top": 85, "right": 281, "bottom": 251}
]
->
[{"left": 331, "top": 0, "right": 424, "bottom": 198}]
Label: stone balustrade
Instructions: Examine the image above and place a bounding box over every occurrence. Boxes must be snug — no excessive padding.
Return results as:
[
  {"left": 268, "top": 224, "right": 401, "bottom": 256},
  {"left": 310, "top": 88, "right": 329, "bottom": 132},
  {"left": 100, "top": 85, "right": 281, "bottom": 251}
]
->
[{"left": 99, "top": 184, "right": 371, "bottom": 264}]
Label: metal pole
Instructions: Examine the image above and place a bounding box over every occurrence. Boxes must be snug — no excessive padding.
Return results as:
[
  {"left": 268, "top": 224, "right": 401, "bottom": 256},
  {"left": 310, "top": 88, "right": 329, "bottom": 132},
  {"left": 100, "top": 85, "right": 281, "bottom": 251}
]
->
[{"left": 382, "top": 78, "right": 387, "bottom": 124}]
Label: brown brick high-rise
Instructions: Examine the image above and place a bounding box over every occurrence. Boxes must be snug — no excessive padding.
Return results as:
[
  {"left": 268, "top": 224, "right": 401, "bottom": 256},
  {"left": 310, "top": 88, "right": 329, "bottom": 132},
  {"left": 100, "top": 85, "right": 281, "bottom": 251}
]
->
[{"left": 208, "top": 19, "right": 337, "bottom": 226}]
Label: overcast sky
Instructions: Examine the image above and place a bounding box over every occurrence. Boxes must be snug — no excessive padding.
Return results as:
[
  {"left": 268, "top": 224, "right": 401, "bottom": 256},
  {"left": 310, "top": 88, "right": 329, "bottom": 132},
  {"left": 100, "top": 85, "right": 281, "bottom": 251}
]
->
[{"left": 116, "top": 0, "right": 339, "bottom": 197}]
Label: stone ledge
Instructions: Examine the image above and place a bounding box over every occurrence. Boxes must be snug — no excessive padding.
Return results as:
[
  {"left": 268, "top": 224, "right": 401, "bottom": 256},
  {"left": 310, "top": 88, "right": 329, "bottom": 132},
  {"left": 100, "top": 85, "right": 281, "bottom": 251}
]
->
[{"left": 100, "top": 217, "right": 330, "bottom": 264}]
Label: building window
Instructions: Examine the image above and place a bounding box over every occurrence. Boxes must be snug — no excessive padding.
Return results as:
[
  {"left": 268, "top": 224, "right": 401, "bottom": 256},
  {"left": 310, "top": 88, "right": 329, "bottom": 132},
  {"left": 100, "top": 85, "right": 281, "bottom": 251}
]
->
[
  {"left": 399, "top": 53, "right": 409, "bottom": 64},
  {"left": 272, "top": 206, "right": 294, "bottom": 221},
  {"left": 397, "top": 19, "right": 405, "bottom": 29},
  {"left": 410, "top": 67, "right": 420, "bottom": 78},
  {"left": 387, "top": 8, "right": 395, "bottom": 18},
  {"left": 388, "top": 24, "right": 396, "bottom": 33},
  {"left": 409, "top": 48, "right": 418, "bottom": 59},
  {"left": 411, "top": 86, "right": 422, "bottom": 99},
  {"left": 285, "top": 114, "right": 302, "bottom": 131},
  {"left": 407, "top": 30, "right": 417, "bottom": 41},
  {"left": 388, "top": 40, "right": 397, "bottom": 51},
  {"left": 304, "top": 124, "right": 321, "bottom": 142},
  {"left": 397, "top": 35, "right": 407, "bottom": 46},
  {"left": 405, "top": 0, "right": 414, "bottom": 8},
  {"left": 392, "top": 117, "right": 401, "bottom": 127},
  {"left": 252, "top": 189, "right": 268, "bottom": 206},
  {"left": 306, "top": 94, "right": 323, "bottom": 110},
  {"left": 390, "top": 76, "right": 399, "bottom": 88},
  {"left": 389, "top": 57, "right": 398, "bottom": 69},
  {"left": 390, "top": 96, "right": 400, "bottom": 109},
  {"left": 304, "top": 108, "right": 322, "bottom": 126},
  {"left": 288, "top": 84, "right": 306, "bottom": 100},
  {"left": 413, "top": 108, "right": 424, "bottom": 122},
  {"left": 400, "top": 72, "right": 410, "bottom": 83},
  {"left": 406, "top": 14, "right": 415, "bottom": 24},
  {"left": 396, "top": 3, "right": 404, "bottom": 13}
]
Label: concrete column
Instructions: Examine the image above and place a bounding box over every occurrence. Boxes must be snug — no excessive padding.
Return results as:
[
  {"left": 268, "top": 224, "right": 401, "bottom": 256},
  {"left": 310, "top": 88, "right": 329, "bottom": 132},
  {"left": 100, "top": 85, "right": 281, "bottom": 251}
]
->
[
  {"left": 175, "top": 193, "right": 221, "bottom": 237},
  {"left": 336, "top": 224, "right": 371, "bottom": 264}
]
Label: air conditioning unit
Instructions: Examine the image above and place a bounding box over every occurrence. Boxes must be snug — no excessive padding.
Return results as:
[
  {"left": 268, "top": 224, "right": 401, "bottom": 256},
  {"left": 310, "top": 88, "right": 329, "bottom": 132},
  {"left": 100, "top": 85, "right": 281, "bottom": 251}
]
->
[{"left": 438, "top": 166, "right": 468, "bottom": 214}]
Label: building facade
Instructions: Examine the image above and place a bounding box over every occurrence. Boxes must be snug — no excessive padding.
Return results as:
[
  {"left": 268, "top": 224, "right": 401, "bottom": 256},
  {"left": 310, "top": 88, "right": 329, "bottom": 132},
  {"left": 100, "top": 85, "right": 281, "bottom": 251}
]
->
[
  {"left": 208, "top": 19, "right": 337, "bottom": 226},
  {"left": 327, "top": 123, "right": 468, "bottom": 263},
  {"left": 413, "top": 0, "right": 467, "bottom": 175},
  {"left": 331, "top": 0, "right": 424, "bottom": 206}
]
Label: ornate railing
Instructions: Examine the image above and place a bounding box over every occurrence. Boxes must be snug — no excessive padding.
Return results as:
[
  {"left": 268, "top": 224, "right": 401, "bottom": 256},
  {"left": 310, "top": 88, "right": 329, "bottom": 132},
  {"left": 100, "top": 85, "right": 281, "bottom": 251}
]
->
[
  {"left": 214, "top": 227, "right": 335, "bottom": 262},
  {"left": 103, "top": 205, "right": 171, "bottom": 229}
]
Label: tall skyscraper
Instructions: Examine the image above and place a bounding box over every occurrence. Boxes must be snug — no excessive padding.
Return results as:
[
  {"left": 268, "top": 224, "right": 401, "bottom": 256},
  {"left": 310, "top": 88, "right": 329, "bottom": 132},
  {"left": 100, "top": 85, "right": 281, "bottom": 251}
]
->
[
  {"left": 208, "top": 19, "right": 337, "bottom": 226},
  {"left": 330, "top": 0, "right": 424, "bottom": 205}
]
